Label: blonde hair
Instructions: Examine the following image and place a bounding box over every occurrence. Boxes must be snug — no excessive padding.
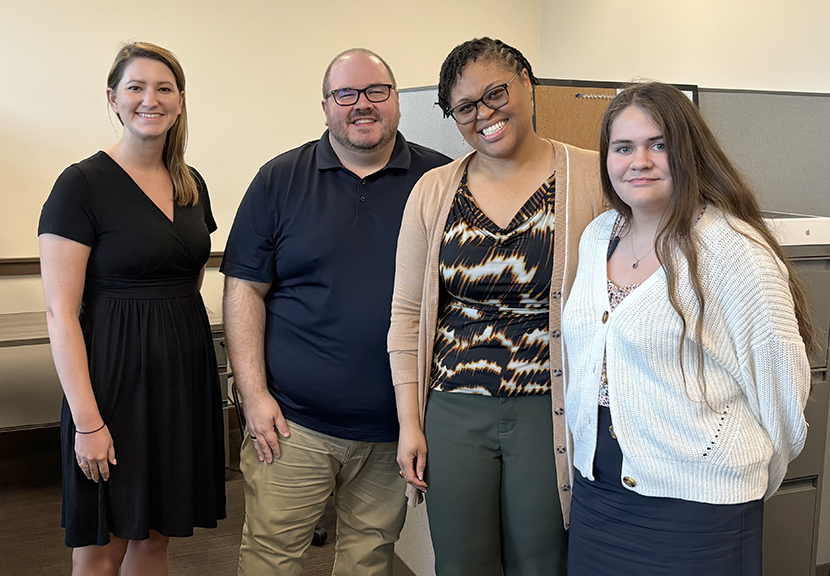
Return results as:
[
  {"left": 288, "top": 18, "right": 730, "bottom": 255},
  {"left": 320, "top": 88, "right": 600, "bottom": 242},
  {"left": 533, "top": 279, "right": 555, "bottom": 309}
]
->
[{"left": 108, "top": 41, "right": 198, "bottom": 206}]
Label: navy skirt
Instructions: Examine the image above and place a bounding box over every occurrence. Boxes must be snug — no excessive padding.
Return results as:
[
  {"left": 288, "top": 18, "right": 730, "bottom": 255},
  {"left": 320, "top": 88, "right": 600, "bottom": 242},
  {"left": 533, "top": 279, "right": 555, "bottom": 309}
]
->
[{"left": 568, "top": 406, "right": 763, "bottom": 576}]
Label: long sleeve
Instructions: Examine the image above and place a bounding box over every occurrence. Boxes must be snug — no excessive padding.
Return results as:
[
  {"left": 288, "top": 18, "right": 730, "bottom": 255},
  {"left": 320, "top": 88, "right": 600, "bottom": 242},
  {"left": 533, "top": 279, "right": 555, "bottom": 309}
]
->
[{"left": 388, "top": 177, "right": 431, "bottom": 388}]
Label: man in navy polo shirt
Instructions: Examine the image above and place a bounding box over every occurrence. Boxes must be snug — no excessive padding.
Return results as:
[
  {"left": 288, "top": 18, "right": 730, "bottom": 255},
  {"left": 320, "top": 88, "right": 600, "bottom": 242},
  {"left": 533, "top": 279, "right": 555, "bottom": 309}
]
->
[{"left": 221, "top": 48, "right": 449, "bottom": 576}]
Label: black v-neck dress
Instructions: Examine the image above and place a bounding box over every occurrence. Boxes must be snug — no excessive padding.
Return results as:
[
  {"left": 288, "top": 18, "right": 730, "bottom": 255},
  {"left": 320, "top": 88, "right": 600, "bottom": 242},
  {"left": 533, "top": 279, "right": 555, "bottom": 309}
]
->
[{"left": 39, "top": 151, "right": 226, "bottom": 547}]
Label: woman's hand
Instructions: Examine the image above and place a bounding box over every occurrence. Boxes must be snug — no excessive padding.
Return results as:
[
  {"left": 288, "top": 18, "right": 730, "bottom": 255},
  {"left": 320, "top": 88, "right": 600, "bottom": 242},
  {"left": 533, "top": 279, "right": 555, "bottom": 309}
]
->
[
  {"left": 75, "top": 425, "right": 116, "bottom": 483},
  {"left": 397, "top": 423, "right": 428, "bottom": 493},
  {"left": 41, "top": 234, "right": 113, "bottom": 482}
]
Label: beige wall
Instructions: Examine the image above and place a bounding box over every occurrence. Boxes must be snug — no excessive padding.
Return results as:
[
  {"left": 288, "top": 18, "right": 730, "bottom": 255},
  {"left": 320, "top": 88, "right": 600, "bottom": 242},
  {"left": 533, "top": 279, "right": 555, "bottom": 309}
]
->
[
  {"left": 0, "top": 0, "right": 541, "bottom": 315},
  {"left": 538, "top": 0, "right": 830, "bottom": 91},
  {"left": 0, "top": 0, "right": 541, "bottom": 261}
]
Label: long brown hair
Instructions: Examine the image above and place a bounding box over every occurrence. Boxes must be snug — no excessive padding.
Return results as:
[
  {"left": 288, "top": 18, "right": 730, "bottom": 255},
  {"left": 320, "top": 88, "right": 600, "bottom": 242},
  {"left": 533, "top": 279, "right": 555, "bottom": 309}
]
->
[
  {"left": 107, "top": 41, "right": 199, "bottom": 206},
  {"left": 599, "top": 82, "right": 815, "bottom": 401}
]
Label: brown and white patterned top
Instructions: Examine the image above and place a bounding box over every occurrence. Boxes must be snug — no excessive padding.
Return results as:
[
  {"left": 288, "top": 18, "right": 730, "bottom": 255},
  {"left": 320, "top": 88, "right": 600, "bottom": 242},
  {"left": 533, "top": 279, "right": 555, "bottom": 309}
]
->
[{"left": 431, "top": 170, "right": 556, "bottom": 397}]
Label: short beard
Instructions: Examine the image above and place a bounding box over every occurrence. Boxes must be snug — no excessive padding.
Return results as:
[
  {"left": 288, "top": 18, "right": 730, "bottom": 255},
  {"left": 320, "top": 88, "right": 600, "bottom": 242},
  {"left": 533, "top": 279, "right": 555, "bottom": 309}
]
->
[
  {"left": 329, "top": 124, "right": 397, "bottom": 153},
  {"left": 326, "top": 104, "right": 399, "bottom": 153}
]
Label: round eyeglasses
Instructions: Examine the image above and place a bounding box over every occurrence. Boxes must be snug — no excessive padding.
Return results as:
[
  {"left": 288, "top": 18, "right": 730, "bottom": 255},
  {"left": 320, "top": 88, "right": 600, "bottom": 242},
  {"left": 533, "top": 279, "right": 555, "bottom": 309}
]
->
[
  {"left": 327, "top": 84, "right": 393, "bottom": 106},
  {"left": 447, "top": 72, "right": 521, "bottom": 125}
]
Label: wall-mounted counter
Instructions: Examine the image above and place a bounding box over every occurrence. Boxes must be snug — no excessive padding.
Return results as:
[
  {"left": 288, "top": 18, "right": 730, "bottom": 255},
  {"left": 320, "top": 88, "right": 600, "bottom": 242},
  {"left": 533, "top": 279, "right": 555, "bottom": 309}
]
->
[{"left": 0, "top": 310, "right": 230, "bottom": 470}]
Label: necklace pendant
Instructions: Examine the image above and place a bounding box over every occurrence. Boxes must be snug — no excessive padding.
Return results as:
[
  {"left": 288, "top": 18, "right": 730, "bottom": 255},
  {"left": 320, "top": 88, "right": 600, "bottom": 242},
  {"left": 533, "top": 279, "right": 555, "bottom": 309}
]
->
[{"left": 632, "top": 261, "right": 639, "bottom": 269}]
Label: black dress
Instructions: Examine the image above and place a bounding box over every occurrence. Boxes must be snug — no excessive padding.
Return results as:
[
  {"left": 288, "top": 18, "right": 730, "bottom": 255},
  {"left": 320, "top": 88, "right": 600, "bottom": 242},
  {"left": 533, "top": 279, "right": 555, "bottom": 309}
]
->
[{"left": 39, "top": 151, "right": 226, "bottom": 548}]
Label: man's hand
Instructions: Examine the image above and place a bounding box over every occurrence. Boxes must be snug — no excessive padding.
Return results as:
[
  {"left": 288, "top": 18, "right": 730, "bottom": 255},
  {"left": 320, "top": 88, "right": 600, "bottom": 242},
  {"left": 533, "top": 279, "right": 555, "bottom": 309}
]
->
[{"left": 244, "top": 392, "right": 291, "bottom": 463}]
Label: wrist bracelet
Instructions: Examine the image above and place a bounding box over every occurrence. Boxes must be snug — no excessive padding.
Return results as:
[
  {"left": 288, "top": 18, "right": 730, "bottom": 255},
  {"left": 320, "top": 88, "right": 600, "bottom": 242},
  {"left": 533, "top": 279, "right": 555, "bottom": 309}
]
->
[{"left": 76, "top": 423, "right": 106, "bottom": 435}]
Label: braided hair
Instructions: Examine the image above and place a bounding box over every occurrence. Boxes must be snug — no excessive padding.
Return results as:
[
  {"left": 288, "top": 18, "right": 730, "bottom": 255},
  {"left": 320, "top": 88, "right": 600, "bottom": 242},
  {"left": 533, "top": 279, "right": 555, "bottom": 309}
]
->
[{"left": 437, "top": 37, "right": 538, "bottom": 117}]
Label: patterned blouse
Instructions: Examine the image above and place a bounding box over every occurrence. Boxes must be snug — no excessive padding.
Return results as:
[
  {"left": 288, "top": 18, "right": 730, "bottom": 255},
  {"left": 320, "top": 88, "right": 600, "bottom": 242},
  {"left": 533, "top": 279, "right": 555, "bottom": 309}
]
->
[
  {"left": 431, "top": 170, "right": 556, "bottom": 397},
  {"left": 598, "top": 280, "right": 639, "bottom": 406}
]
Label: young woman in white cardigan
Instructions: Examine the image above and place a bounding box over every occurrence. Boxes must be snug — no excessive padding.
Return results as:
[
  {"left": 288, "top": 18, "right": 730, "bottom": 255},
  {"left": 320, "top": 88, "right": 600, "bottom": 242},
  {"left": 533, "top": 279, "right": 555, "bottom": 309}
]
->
[{"left": 562, "top": 82, "right": 814, "bottom": 575}]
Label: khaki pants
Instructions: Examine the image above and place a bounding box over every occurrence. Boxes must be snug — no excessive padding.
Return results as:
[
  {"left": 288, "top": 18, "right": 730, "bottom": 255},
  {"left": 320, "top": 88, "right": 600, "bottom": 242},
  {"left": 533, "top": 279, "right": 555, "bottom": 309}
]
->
[{"left": 237, "top": 422, "right": 407, "bottom": 576}]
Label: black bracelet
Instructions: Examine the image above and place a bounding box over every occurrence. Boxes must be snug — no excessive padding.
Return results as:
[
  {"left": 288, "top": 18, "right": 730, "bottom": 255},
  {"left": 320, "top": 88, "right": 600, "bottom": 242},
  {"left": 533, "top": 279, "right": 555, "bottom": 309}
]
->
[{"left": 76, "top": 423, "right": 106, "bottom": 435}]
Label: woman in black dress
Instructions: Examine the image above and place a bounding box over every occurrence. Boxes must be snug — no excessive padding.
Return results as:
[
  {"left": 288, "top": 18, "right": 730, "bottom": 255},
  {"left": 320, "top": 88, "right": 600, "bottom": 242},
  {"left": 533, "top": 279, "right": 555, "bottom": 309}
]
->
[{"left": 38, "top": 42, "right": 225, "bottom": 575}]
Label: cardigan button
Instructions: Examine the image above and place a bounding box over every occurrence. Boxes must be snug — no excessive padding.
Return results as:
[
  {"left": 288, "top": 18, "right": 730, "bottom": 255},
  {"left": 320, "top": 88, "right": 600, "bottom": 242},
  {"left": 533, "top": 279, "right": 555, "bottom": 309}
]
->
[
  {"left": 556, "top": 446, "right": 566, "bottom": 454},
  {"left": 623, "top": 476, "right": 637, "bottom": 488},
  {"left": 608, "top": 425, "right": 617, "bottom": 439},
  {"left": 560, "top": 484, "right": 571, "bottom": 492},
  {"left": 551, "top": 330, "right": 561, "bottom": 338},
  {"left": 552, "top": 291, "right": 562, "bottom": 300},
  {"left": 554, "top": 408, "right": 564, "bottom": 416},
  {"left": 602, "top": 311, "right": 609, "bottom": 323},
  {"left": 552, "top": 368, "right": 563, "bottom": 378}
]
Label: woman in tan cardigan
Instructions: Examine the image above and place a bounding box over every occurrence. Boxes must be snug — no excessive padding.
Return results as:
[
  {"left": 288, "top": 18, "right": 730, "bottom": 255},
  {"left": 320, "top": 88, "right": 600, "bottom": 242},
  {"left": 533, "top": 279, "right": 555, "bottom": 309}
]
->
[{"left": 388, "top": 38, "right": 603, "bottom": 575}]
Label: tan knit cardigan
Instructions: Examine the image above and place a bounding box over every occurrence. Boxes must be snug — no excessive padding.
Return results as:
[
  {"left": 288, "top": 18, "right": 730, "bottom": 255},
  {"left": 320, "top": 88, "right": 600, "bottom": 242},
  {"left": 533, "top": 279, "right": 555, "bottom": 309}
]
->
[{"left": 388, "top": 140, "right": 604, "bottom": 526}]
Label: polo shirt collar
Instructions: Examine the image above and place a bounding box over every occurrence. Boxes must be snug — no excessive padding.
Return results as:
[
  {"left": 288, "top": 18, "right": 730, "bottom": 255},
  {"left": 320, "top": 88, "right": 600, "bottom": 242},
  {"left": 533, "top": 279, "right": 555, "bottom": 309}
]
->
[{"left": 316, "top": 130, "right": 412, "bottom": 173}]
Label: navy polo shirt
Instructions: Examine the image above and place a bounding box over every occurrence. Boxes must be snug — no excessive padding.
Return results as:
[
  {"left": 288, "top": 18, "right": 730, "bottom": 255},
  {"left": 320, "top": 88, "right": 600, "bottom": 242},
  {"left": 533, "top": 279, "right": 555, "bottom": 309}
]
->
[{"left": 221, "top": 131, "right": 449, "bottom": 442}]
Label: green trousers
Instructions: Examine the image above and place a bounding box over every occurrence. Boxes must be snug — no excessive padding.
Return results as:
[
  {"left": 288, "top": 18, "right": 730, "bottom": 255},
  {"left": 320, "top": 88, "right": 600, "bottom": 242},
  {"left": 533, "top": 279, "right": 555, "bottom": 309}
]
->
[{"left": 424, "top": 391, "right": 567, "bottom": 576}]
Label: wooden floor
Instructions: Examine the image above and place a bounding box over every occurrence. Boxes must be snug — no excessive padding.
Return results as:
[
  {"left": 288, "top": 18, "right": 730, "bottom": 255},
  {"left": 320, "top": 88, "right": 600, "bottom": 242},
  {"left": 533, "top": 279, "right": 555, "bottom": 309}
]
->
[{"left": 0, "top": 427, "right": 337, "bottom": 576}]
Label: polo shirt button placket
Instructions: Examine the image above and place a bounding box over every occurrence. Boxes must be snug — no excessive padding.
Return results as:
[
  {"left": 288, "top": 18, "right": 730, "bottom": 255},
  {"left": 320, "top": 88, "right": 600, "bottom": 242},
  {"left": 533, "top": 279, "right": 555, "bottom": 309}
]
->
[{"left": 358, "top": 180, "right": 368, "bottom": 209}]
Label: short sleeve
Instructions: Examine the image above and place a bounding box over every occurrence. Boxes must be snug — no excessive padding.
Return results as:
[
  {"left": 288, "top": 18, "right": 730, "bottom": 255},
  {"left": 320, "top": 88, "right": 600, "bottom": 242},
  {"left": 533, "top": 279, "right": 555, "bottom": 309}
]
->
[
  {"left": 38, "top": 165, "right": 96, "bottom": 246},
  {"left": 191, "top": 167, "right": 217, "bottom": 234},
  {"left": 220, "top": 171, "right": 277, "bottom": 283}
]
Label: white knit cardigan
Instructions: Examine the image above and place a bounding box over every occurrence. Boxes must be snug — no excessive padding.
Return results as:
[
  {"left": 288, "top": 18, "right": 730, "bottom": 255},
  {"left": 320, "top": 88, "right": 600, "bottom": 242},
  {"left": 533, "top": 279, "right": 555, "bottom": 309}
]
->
[{"left": 562, "top": 206, "right": 810, "bottom": 504}]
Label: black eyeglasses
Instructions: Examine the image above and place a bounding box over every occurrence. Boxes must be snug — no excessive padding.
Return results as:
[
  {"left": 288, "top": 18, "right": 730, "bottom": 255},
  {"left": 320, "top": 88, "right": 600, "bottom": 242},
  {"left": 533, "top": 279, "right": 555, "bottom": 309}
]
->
[
  {"left": 446, "top": 72, "right": 521, "bottom": 124},
  {"left": 327, "top": 84, "right": 394, "bottom": 106}
]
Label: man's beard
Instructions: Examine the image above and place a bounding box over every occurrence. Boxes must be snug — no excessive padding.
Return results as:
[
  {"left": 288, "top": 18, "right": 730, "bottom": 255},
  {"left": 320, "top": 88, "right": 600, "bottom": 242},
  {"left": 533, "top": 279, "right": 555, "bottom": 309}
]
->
[{"left": 327, "top": 108, "right": 398, "bottom": 152}]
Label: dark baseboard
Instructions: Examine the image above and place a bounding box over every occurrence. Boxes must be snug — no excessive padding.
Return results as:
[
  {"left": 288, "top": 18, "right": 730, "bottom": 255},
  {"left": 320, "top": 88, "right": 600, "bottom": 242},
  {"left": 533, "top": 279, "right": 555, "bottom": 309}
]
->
[
  {"left": 0, "top": 252, "right": 224, "bottom": 277},
  {"left": 0, "top": 425, "right": 62, "bottom": 488},
  {"left": 817, "top": 563, "right": 829, "bottom": 576}
]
